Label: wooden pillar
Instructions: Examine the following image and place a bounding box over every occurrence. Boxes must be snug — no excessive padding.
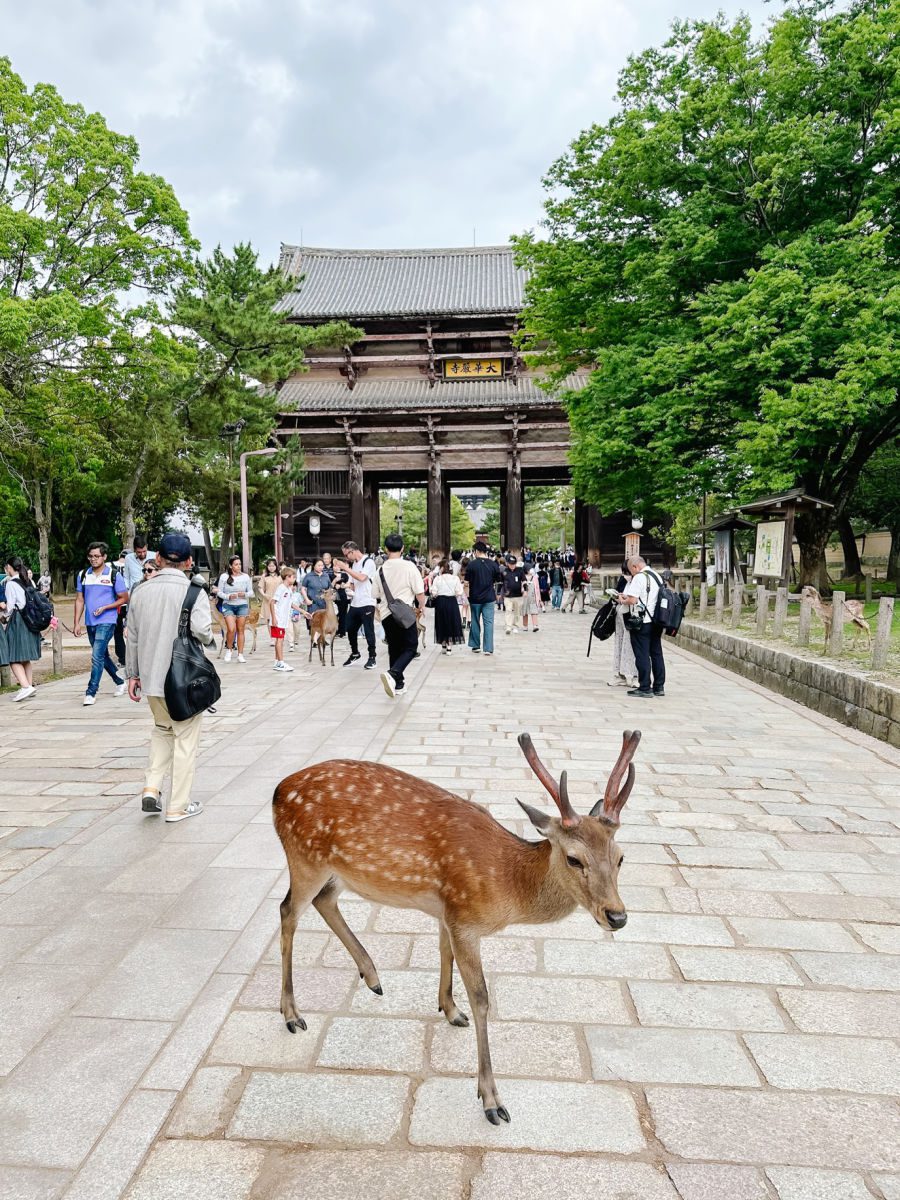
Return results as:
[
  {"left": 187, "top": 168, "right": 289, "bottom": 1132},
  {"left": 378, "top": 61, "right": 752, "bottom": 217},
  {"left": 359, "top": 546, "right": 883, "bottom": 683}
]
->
[
  {"left": 829, "top": 590, "right": 845, "bottom": 656},
  {"left": 349, "top": 457, "right": 365, "bottom": 548},
  {"left": 427, "top": 459, "right": 444, "bottom": 559},
  {"left": 731, "top": 582, "right": 744, "bottom": 628},
  {"left": 798, "top": 593, "right": 812, "bottom": 646},
  {"left": 781, "top": 501, "right": 796, "bottom": 587},
  {"left": 504, "top": 456, "right": 524, "bottom": 555},
  {"left": 699, "top": 582, "right": 709, "bottom": 622},
  {"left": 756, "top": 586, "right": 769, "bottom": 636},
  {"left": 441, "top": 481, "right": 451, "bottom": 555},
  {"left": 773, "top": 586, "right": 789, "bottom": 638},
  {"left": 499, "top": 488, "right": 507, "bottom": 552},
  {"left": 584, "top": 504, "right": 602, "bottom": 567},
  {"left": 872, "top": 596, "right": 894, "bottom": 670},
  {"left": 363, "top": 476, "right": 380, "bottom": 552}
]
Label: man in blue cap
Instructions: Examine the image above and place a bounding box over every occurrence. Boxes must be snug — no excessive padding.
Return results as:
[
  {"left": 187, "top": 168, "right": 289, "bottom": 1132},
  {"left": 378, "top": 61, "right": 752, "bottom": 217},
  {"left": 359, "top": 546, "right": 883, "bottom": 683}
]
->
[{"left": 125, "top": 532, "right": 214, "bottom": 822}]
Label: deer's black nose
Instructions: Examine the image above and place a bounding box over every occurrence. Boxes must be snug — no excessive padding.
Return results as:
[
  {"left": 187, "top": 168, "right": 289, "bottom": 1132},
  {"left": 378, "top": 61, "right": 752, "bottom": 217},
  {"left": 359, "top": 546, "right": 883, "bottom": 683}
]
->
[{"left": 605, "top": 909, "right": 627, "bottom": 930}]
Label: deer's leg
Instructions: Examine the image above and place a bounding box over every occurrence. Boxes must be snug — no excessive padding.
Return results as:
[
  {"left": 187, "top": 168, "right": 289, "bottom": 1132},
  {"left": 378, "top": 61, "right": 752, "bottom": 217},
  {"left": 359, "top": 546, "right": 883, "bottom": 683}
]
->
[
  {"left": 280, "top": 867, "right": 330, "bottom": 1033},
  {"left": 449, "top": 928, "right": 508, "bottom": 1125},
  {"left": 438, "top": 920, "right": 469, "bottom": 1027},
  {"left": 313, "top": 880, "right": 382, "bottom": 993},
  {"left": 308, "top": 633, "right": 315, "bottom": 663}
]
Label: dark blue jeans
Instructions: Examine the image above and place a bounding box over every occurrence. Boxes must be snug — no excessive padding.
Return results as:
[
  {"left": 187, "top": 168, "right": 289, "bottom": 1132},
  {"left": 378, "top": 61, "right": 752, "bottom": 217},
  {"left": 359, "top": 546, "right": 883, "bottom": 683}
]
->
[
  {"left": 629, "top": 623, "right": 666, "bottom": 692},
  {"left": 468, "top": 602, "right": 495, "bottom": 653},
  {"left": 86, "top": 623, "right": 123, "bottom": 696}
]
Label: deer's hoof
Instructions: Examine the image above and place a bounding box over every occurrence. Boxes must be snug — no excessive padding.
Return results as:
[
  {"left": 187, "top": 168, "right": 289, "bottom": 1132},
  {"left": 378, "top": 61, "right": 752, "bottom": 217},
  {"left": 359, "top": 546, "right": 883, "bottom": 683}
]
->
[
  {"left": 484, "top": 1106, "right": 510, "bottom": 1125},
  {"left": 285, "top": 1018, "right": 307, "bottom": 1033},
  {"left": 450, "top": 1012, "right": 469, "bottom": 1028},
  {"left": 370, "top": 983, "right": 383, "bottom": 996}
]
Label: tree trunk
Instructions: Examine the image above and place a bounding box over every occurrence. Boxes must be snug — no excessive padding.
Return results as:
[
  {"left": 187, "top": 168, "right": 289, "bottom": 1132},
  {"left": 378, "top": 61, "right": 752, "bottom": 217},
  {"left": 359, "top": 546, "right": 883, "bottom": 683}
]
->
[
  {"left": 32, "top": 479, "right": 52, "bottom": 577},
  {"left": 121, "top": 462, "right": 145, "bottom": 551},
  {"left": 202, "top": 526, "right": 216, "bottom": 576},
  {"left": 888, "top": 526, "right": 900, "bottom": 586},
  {"left": 795, "top": 509, "right": 832, "bottom": 592},
  {"left": 837, "top": 515, "right": 863, "bottom": 579}
]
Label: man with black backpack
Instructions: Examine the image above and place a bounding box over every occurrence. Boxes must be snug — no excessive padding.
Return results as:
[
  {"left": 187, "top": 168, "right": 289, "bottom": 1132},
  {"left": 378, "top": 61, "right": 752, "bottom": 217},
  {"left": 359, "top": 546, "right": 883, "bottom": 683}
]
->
[
  {"left": 617, "top": 555, "right": 668, "bottom": 699},
  {"left": 126, "top": 532, "right": 214, "bottom": 823}
]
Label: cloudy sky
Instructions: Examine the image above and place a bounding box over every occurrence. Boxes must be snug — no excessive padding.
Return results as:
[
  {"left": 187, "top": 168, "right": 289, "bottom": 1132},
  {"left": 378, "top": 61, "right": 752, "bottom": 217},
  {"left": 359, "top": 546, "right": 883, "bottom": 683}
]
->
[{"left": 4, "top": 0, "right": 770, "bottom": 265}]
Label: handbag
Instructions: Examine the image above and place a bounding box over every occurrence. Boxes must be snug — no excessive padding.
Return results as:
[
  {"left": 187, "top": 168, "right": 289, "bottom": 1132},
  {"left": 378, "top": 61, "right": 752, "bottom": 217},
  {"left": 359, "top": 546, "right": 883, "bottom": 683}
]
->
[
  {"left": 587, "top": 598, "right": 617, "bottom": 656},
  {"left": 164, "top": 582, "right": 222, "bottom": 721},
  {"left": 379, "top": 567, "right": 417, "bottom": 629}
]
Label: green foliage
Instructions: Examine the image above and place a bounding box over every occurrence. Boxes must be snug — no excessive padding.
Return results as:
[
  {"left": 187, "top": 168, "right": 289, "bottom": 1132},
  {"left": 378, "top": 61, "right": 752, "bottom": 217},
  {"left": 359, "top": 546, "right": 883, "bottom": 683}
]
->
[
  {"left": 524, "top": 485, "right": 575, "bottom": 550},
  {"left": 378, "top": 490, "right": 476, "bottom": 555},
  {"left": 850, "top": 439, "right": 900, "bottom": 581},
  {"left": 515, "top": 0, "right": 900, "bottom": 585}
]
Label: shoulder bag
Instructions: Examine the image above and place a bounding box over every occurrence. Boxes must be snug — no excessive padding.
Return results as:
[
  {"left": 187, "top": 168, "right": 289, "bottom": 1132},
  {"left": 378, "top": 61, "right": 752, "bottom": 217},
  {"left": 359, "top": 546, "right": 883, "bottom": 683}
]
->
[
  {"left": 164, "top": 582, "right": 222, "bottom": 721},
  {"left": 379, "top": 567, "right": 417, "bottom": 629}
]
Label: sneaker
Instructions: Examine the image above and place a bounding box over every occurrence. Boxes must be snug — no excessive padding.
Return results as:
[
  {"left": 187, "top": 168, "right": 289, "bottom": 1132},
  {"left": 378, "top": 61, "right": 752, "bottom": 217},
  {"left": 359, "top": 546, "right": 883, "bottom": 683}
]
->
[
  {"left": 652, "top": 687, "right": 665, "bottom": 697},
  {"left": 115, "top": 682, "right": 127, "bottom": 696},
  {"left": 343, "top": 653, "right": 361, "bottom": 667},
  {"left": 141, "top": 791, "right": 162, "bottom": 814},
  {"left": 364, "top": 657, "right": 377, "bottom": 670},
  {"left": 484, "top": 651, "right": 493, "bottom": 656},
  {"left": 505, "top": 629, "right": 511, "bottom": 636},
  {"left": 237, "top": 653, "right": 246, "bottom": 663},
  {"left": 224, "top": 650, "right": 232, "bottom": 663},
  {"left": 279, "top": 662, "right": 295, "bottom": 673},
  {"left": 82, "top": 694, "right": 96, "bottom": 706},
  {"left": 532, "top": 627, "right": 540, "bottom": 633},
  {"left": 607, "top": 676, "right": 628, "bottom": 687},
  {"left": 166, "top": 799, "right": 204, "bottom": 823},
  {"left": 13, "top": 685, "right": 36, "bottom": 703},
  {"left": 380, "top": 670, "right": 397, "bottom": 699},
  {"left": 471, "top": 647, "right": 481, "bottom": 653},
  {"left": 626, "top": 688, "right": 655, "bottom": 699}
]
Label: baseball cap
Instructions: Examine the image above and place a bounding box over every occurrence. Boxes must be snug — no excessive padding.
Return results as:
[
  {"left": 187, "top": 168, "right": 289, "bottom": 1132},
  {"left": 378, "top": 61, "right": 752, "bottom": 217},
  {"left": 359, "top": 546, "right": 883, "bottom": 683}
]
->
[
  {"left": 158, "top": 532, "right": 193, "bottom": 562},
  {"left": 506, "top": 554, "right": 517, "bottom": 564}
]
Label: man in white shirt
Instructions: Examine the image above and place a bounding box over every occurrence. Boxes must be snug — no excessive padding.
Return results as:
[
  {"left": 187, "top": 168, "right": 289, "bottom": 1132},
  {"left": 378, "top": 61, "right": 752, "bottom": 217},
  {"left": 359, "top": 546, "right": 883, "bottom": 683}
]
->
[
  {"left": 336, "top": 540, "right": 378, "bottom": 670},
  {"left": 372, "top": 532, "right": 425, "bottom": 698},
  {"left": 617, "top": 555, "right": 666, "bottom": 698}
]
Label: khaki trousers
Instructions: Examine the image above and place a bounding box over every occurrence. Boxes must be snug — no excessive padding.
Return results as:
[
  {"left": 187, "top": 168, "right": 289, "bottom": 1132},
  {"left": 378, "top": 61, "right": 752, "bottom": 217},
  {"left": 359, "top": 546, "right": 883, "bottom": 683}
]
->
[
  {"left": 145, "top": 696, "right": 204, "bottom": 815},
  {"left": 504, "top": 596, "right": 524, "bottom": 631}
]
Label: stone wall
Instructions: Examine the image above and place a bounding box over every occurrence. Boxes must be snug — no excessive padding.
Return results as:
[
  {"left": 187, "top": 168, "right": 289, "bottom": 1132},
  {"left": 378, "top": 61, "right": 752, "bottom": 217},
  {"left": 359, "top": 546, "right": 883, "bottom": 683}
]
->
[{"left": 677, "top": 620, "right": 900, "bottom": 748}]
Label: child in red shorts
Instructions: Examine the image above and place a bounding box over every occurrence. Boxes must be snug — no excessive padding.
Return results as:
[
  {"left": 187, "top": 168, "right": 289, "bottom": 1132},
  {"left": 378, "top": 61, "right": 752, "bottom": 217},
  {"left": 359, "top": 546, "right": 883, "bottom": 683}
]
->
[{"left": 270, "top": 566, "right": 296, "bottom": 673}]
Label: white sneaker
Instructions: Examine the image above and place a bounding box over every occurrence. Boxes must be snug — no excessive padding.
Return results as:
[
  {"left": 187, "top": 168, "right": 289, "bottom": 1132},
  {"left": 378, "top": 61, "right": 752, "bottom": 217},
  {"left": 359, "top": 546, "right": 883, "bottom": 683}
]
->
[
  {"left": 83, "top": 694, "right": 96, "bottom": 706},
  {"left": 165, "top": 799, "right": 203, "bottom": 823},
  {"left": 224, "top": 650, "right": 232, "bottom": 663},
  {"left": 115, "top": 682, "right": 127, "bottom": 696},
  {"left": 607, "top": 676, "right": 628, "bottom": 687},
  {"left": 380, "top": 670, "right": 397, "bottom": 699},
  {"left": 280, "top": 662, "right": 294, "bottom": 672},
  {"left": 237, "top": 653, "right": 246, "bottom": 663},
  {"left": 13, "top": 685, "right": 36, "bottom": 703}
]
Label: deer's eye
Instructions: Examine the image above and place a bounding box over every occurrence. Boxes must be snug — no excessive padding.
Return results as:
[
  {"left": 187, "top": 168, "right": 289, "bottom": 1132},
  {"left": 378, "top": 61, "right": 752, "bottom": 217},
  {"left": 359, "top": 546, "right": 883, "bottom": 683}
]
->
[{"left": 566, "top": 855, "right": 585, "bottom": 870}]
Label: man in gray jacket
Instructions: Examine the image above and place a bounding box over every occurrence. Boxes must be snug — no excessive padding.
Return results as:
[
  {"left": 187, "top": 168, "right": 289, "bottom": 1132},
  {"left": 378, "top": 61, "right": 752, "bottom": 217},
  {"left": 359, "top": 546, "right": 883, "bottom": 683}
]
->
[{"left": 126, "top": 532, "right": 214, "bottom": 822}]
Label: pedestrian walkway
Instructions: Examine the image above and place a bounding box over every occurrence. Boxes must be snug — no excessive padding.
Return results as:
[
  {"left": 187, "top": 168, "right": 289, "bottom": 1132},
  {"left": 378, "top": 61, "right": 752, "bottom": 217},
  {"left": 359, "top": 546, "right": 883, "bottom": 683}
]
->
[{"left": 1, "top": 613, "right": 899, "bottom": 1200}]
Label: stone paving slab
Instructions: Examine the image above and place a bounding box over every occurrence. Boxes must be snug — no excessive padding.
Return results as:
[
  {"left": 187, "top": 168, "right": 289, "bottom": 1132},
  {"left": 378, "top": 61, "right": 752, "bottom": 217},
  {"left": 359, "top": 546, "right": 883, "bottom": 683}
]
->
[{"left": 1, "top": 612, "right": 899, "bottom": 1197}]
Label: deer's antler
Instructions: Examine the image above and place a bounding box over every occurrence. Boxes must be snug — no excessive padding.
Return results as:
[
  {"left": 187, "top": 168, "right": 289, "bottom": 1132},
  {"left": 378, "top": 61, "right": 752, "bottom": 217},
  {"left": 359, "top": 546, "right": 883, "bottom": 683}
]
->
[
  {"left": 517, "top": 733, "right": 580, "bottom": 827},
  {"left": 590, "top": 730, "right": 641, "bottom": 824}
]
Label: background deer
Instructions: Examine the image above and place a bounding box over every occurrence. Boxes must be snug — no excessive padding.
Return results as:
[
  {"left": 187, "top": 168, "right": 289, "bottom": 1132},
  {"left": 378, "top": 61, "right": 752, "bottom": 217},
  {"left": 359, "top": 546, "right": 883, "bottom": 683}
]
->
[
  {"left": 801, "top": 585, "right": 871, "bottom": 649},
  {"left": 308, "top": 588, "right": 338, "bottom": 665},
  {"left": 213, "top": 605, "right": 260, "bottom": 657},
  {"left": 272, "top": 727, "right": 640, "bottom": 1125}
]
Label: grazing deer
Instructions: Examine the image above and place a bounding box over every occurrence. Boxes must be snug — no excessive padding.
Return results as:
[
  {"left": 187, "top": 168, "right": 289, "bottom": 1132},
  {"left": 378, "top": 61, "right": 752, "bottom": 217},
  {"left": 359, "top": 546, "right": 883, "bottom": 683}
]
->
[
  {"left": 308, "top": 588, "right": 338, "bottom": 666},
  {"left": 801, "top": 586, "right": 871, "bottom": 649},
  {"left": 213, "top": 605, "right": 260, "bottom": 658},
  {"left": 272, "top": 728, "right": 641, "bottom": 1125}
]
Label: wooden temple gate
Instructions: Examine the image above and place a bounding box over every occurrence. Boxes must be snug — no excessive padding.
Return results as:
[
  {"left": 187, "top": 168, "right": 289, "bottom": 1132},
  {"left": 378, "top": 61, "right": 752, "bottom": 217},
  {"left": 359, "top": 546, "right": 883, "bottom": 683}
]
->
[{"left": 272, "top": 245, "right": 639, "bottom": 563}]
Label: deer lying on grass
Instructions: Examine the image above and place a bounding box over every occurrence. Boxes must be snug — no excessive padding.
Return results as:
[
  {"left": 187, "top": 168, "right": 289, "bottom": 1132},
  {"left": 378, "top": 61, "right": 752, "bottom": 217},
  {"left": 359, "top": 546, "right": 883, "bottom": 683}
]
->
[
  {"left": 801, "top": 586, "right": 871, "bottom": 649},
  {"left": 308, "top": 588, "right": 338, "bottom": 666},
  {"left": 272, "top": 728, "right": 641, "bottom": 1125}
]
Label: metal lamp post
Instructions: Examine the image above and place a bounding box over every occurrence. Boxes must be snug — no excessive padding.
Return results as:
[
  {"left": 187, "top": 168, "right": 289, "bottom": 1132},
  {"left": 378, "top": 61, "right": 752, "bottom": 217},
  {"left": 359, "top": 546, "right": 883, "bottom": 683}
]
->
[
  {"left": 220, "top": 419, "right": 246, "bottom": 561},
  {"left": 560, "top": 503, "right": 571, "bottom": 553}
]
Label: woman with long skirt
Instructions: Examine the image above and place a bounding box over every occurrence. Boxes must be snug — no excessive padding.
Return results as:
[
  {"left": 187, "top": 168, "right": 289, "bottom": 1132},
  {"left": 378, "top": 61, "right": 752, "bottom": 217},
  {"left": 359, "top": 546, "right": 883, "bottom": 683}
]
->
[
  {"left": 3, "top": 557, "right": 42, "bottom": 702},
  {"left": 430, "top": 559, "right": 464, "bottom": 655}
]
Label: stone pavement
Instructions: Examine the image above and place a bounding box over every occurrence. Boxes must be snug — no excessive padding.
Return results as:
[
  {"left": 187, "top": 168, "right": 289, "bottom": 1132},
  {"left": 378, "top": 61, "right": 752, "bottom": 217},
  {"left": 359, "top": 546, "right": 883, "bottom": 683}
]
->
[{"left": 1, "top": 612, "right": 899, "bottom": 1200}]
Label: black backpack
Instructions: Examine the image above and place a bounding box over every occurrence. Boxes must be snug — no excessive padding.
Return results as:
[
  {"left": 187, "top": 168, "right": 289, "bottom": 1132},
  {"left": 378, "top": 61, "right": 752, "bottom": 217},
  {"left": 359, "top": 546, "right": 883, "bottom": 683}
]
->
[
  {"left": 164, "top": 582, "right": 221, "bottom": 721},
  {"left": 21, "top": 585, "right": 53, "bottom": 634},
  {"left": 587, "top": 597, "right": 617, "bottom": 656},
  {"left": 646, "top": 569, "right": 684, "bottom": 634}
]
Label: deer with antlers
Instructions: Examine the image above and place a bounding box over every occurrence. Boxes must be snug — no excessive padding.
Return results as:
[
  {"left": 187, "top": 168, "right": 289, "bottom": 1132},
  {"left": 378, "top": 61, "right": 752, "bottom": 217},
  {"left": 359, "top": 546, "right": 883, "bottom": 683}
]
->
[
  {"left": 272, "top": 728, "right": 641, "bottom": 1124},
  {"left": 801, "top": 586, "right": 871, "bottom": 649}
]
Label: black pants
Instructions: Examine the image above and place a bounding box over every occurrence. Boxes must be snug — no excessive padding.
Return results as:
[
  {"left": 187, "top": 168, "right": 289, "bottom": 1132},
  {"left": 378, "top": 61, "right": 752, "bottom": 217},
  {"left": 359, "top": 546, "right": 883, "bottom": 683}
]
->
[
  {"left": 382, "top": 614, "right": 419, "bottom": 689},
  {"left": 335, "top": 591, "right": 350, "bottom": 636},
  {"left": 114, "top": 606, "right": 127, "bottom": 665},
  {"left": 629, "top": 623, "right": 666, "bottom": 692},
  {"left": 347, "top": 604, "right": 376, "bottom": 657}
]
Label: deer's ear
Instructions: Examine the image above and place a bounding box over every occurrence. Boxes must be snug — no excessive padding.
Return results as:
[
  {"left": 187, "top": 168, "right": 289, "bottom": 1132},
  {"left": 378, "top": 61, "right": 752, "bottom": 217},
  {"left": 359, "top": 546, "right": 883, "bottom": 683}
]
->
[{"left": 517, "top": 798, "right": 553, "bottom": 835}]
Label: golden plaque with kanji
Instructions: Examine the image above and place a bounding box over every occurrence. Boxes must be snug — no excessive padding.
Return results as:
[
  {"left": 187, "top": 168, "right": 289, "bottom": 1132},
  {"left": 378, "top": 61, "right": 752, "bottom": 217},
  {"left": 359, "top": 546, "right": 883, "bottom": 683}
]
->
[{"left": 442, "top": 358, "right": 504, "bottom": 380}]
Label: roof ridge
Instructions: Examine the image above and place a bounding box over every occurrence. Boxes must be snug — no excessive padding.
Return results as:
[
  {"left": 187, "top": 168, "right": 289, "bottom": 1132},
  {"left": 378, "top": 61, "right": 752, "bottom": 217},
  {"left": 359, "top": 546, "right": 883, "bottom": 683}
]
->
[{"left": 280, "top": 244, "right": 514, "bottom": 259}]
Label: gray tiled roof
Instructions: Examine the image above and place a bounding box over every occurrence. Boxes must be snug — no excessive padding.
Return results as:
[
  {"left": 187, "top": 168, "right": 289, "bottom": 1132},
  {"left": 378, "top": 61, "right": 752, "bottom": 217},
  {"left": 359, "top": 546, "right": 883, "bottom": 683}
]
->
[
  {"left": 277, "top": 374, "right": 587, "bottom": 414},
  {"left": 276, "top": 245, "right": 528, "bottom": 319}
]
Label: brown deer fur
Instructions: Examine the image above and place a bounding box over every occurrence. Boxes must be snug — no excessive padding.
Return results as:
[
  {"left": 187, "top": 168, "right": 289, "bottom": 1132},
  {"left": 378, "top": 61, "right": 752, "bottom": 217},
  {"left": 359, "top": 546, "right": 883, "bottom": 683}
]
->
[
  {"left": 272, "top": 729, "right": 640, "bottom": 1125},
  {"left": 801, "top": 585, "right": 871, "bottom": 649},
  {"left": 213, "top": 605, "right": 259, "bottom": 658},
  {"left": 308, "top": 589, "right": 338, "bottom": 666}
]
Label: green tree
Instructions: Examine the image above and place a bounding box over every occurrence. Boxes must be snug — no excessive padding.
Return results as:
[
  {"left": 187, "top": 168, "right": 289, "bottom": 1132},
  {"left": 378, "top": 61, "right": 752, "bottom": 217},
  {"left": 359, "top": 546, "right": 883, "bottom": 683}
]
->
[
  {"left": 524, "top": 485, "right": 575, "bottom": 550},
  {"left": 378, "top": 489, "right": 475, "bottom": 555},
  {"left": 515, "top": 0, "right": 900, "bottom": 587},
  {"left": 850, "top": 440, "right": 900, "bottom": 585},
  {"left": 170, "top": 244, "right": 359, "bottom": 569}
]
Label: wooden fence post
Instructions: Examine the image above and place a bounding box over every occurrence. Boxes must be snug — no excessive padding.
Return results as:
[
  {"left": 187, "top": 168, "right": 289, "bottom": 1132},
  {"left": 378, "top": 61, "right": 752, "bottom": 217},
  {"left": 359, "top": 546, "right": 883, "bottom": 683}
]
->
[
  {"left": 52, "top": 621, "right": 63, "bottom": 675},
  {"left": 872, "top": 596, "right": 894, "bottom": 671},
  {"left": 698, "top": 582, "right": 709, "bottom": 622},
  {"left": 756, "top": 586, "right": 769, "bottom": 636},
  {"left": 798, "top": 594, "right": 812, "bottom": 647},
  {"left": 715, "top": 582, "right": 725, "bottom": 625},
  {"left": 731, "top": 583, "right": 744, "bottom": 629},
  {"left": 829, "top": 590, "right": 845, "bottom": 657},
  {"left": 865, "top": 575, "right": 873, "bottom": 604},
  {"left": 0, "top": 663, "right": 11, "bottom": 689},
  {"left": 773, "top": 587, "right": 789, "bottom": 638}
]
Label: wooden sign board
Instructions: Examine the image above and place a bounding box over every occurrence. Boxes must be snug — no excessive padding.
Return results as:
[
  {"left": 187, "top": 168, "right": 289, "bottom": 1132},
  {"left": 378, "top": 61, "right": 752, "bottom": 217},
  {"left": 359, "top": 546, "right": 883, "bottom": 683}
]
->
[
  {"left": 442, "top": 358, "right": 504, "bottom": 379},
  {"left": 754, "top": 520, "right": 786, "bottom": 577}
]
